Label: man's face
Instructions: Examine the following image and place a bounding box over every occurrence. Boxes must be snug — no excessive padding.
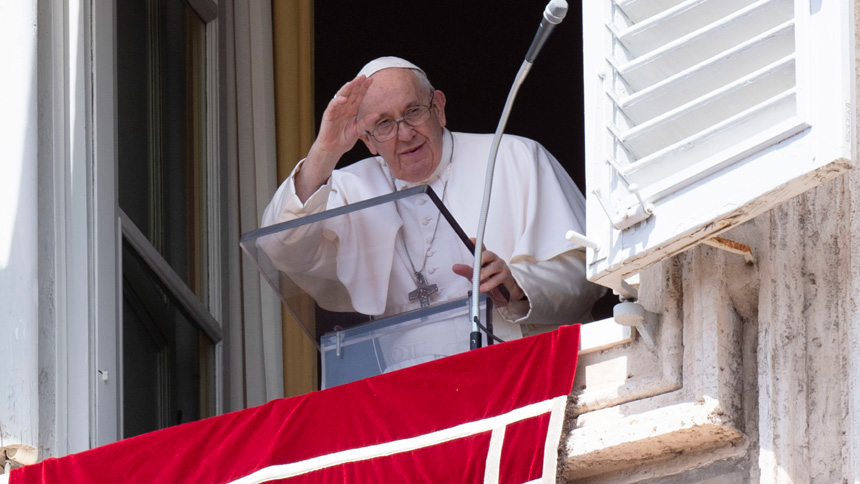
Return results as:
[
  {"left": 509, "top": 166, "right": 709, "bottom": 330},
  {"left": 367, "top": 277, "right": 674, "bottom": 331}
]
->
[{"left": 359, "top": 69, "right": 447, "bottom": 183}]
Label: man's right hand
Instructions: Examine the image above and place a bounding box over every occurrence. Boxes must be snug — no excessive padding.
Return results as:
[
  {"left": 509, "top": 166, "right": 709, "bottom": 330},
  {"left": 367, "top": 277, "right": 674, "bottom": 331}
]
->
[{"left": 296, "top": 75, "right": 379, "bottom": 203}]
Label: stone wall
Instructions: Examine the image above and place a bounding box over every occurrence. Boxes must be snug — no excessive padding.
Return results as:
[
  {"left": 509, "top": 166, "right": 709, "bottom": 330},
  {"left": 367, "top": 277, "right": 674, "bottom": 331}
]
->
[{"left": 563, "top": 165, "right": 860, "bottom": 483}]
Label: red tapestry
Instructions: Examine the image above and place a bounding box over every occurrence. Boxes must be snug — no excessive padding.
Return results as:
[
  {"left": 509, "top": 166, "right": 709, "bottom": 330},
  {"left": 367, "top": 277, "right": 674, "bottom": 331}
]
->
[{"left": 9, "top": 325, "right": 579, "bottom": 483}]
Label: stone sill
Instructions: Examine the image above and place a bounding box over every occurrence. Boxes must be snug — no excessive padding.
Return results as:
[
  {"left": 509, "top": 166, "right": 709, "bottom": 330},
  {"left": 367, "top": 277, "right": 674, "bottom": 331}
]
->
[{"left": 561, "top": 396, "right": 746, "bottom": 481}]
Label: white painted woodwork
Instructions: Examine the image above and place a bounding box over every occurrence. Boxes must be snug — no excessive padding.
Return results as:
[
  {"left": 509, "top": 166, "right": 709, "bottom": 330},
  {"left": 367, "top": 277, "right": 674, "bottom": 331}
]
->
[
  {"left": 582, "top": 0, "right": 855, "bottom": 294},
  {"left": 91, "top": 0, "right": 122, "bottom": 448},
  {"left": 0, "top": 0, "right": 121, "bottom": 459},
  {"left": 0, "top": 0, "right": 40, "bottom": 457}
]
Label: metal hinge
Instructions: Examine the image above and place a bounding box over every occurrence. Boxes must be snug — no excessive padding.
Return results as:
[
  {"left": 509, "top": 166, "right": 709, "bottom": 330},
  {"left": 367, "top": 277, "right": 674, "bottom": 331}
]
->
[{"left": 1, "top": 445, "right": 38, "bottom": 474}]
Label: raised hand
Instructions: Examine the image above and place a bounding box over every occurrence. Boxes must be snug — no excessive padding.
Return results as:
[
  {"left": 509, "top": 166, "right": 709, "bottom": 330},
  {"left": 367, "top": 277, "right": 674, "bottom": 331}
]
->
[
  {"left": 316, "top": 75, "right": 379, "bottom": 157},
  {"left": 296, "top": 75, "right": 379, "bottom": 202}
]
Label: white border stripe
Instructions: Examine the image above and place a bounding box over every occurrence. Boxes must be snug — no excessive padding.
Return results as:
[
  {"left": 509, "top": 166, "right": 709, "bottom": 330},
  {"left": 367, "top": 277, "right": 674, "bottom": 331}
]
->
[
  {"left": 483, "top": 427, "right": 505, "bottom": 484},
  {"left": 227, "top": 396, "right": 569, "bottom": 484},
  {"left": 543, "top": 394, "right": 568, "bottom": 482}
]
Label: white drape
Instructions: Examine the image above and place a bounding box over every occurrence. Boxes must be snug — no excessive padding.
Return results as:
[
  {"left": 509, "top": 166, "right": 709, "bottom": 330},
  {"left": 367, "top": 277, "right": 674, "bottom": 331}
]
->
[{"left": 225, "top": 0, "right": 284, "bottom": 407}]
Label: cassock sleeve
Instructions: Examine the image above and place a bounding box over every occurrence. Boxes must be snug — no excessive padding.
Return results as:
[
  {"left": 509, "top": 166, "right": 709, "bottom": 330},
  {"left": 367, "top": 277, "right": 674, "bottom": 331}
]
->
[
  {"left": 261, "top": 158, "right": 333, "bottom": 226},
  {"left": 257, "top": 158, "right": 401, "bottom": 316},
  {"left": 500, "top": 249, "right": 607, "bottom": 328},
  {"left": 255, "top": 160, "right": 359, "bottom": 313},
  {"left": 258, "top": 158, "right": 336, "bottom": 277}
]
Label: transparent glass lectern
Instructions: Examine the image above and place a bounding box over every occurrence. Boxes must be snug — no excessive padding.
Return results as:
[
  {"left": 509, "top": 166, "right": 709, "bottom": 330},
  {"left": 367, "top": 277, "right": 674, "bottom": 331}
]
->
[{"left": 240, "top": 186, "right": 492, "bottom": 388}]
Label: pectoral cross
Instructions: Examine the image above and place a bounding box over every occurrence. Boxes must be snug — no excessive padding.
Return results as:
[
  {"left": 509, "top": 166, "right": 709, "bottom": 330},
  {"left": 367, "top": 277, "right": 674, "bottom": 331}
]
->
[{"left": 408, "top": 271, "right": 438, "bottom": 308}]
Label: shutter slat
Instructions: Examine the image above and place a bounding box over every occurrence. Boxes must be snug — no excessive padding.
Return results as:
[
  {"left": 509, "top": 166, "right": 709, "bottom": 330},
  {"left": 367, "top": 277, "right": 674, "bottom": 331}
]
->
[
  {"left": 623, "top": 90, "right": 803, "bottom": 193},
  {"left": 614, "top": 21, "right": 794, "bottom": 125},
  {"left": 631, "top": 115, "right": 809, "bottom": 205},
  {"left": 613, "top": 0, "right": 686, "bottom": 24},
  {"left": 613, "top": 56, "right": 796, "bottom": 159},
  {"left": 616, "top": 0, "right": 755, "bottom": 57},
  {"left": 611, "top": 0, "right": 792, "bottom": 90}
]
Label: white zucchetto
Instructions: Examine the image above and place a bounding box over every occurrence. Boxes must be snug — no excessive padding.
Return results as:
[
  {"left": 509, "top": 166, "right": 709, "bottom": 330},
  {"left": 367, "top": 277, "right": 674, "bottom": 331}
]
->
[{"left": 357, "top": 56, "right": 425, "bottom": 78}]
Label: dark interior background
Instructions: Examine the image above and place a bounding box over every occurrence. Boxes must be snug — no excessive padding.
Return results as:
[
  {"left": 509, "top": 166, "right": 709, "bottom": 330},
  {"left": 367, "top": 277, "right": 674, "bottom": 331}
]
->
[{"left": 313, "top": 0, "right": 586, "bottom": 191}]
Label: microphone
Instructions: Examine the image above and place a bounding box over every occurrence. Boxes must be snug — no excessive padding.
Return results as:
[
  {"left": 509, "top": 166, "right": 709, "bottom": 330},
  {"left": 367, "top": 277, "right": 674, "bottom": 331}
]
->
[
  {"left": 525, "top": 0, "right": 569, "bottom": 63},
  {"left": 469, "top": 0, "right": 569, "bottom": 350}
]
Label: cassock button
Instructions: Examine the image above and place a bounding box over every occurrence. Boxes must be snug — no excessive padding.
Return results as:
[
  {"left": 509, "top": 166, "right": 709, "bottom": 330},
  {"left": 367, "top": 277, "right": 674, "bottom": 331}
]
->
[
  {"left": 426, "top": 237, "right": 433, "bottom": 244},
  {"left": 422, "top": 216, "right": 432, "bottom": 225},
  {"left": 428, "top": 267, "right": 437, "bottom": 274},
  {"left": 418, "top": 198, "right": 427, "bottom": 205},
  {"left": 427, "top": 250, "right": 436, "bottom": 257}
]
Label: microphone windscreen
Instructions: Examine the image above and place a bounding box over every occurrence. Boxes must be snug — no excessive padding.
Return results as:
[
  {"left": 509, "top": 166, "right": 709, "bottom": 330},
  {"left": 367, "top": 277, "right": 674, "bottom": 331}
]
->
[{"left": 544, "top": 0, "right": 568, "bottom": 24}]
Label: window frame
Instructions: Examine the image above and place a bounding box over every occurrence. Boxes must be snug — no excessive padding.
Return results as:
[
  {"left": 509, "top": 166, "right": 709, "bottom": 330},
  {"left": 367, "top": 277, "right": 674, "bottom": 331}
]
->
[{"left": 88, "top": 0, "right": 223, "bottom": 446}]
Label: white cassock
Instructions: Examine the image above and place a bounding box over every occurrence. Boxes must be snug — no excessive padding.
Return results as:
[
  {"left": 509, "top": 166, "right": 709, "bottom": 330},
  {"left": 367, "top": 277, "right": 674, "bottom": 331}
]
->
[{"left": 260, "top": 129, "right": 604, "bottom": 371}]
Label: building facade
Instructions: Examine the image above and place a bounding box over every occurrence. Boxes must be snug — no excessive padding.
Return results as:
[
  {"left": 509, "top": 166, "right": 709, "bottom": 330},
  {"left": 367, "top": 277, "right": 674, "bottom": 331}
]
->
[{"left": 2, "top": 1, "right": 860, "bottom": 483}]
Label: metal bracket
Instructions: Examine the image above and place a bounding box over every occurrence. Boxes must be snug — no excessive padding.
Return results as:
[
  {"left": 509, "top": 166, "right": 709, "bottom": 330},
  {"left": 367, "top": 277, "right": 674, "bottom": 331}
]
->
[
  {"left": 592, "top": 188, "right": 655, "bottom": 231},
  {"left": 703, "top": 236, "right": 756, "bottom": 264},
  {"left": 1, "top": 445, "right": 38, "bottom": 474},
  {"left": 613, "top": 300, "right": 659, "bottom": 348},
  {"left": 336, "top": 329, "right": 344, "bottom": 358}
]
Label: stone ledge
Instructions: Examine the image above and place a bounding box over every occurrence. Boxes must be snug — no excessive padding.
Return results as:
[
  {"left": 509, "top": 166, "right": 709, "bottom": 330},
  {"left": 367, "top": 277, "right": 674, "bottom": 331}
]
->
[{"left": 562, "top": 397, "right": 745, "bottom": 481}]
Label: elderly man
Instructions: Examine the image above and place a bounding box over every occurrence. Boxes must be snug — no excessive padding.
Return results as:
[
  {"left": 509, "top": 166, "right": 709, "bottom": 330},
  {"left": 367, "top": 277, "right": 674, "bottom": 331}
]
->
[{"left": 262, "top": 56, "right": 604, "bottom": 368}]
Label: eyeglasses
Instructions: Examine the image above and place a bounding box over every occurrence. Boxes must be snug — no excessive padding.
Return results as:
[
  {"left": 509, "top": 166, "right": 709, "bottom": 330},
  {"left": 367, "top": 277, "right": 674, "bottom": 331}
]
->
[{"left": 365, "top": 92, "right": 435, "bottom": 142}]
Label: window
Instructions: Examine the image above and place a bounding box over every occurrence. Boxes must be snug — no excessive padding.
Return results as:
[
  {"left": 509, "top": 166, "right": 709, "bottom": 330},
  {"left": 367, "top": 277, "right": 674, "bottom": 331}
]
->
[
  {"left": 116, "top": 0, "right": 221, "bottom": 438},
  {"left": 582, "top": 0, "right": 854, "bottom": 291}
]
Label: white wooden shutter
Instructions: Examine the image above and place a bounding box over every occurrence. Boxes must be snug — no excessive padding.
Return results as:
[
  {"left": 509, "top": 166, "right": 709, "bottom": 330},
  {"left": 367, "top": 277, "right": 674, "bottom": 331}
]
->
[{"left": 582, "top": 0, "right": 855, "bottom": 292}]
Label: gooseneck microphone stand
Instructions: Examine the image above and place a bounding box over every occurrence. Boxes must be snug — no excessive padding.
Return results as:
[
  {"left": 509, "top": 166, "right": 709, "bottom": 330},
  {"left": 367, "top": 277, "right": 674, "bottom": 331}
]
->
[{"left": 469, "top": 0, "right": 568, "bottom": 350}]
